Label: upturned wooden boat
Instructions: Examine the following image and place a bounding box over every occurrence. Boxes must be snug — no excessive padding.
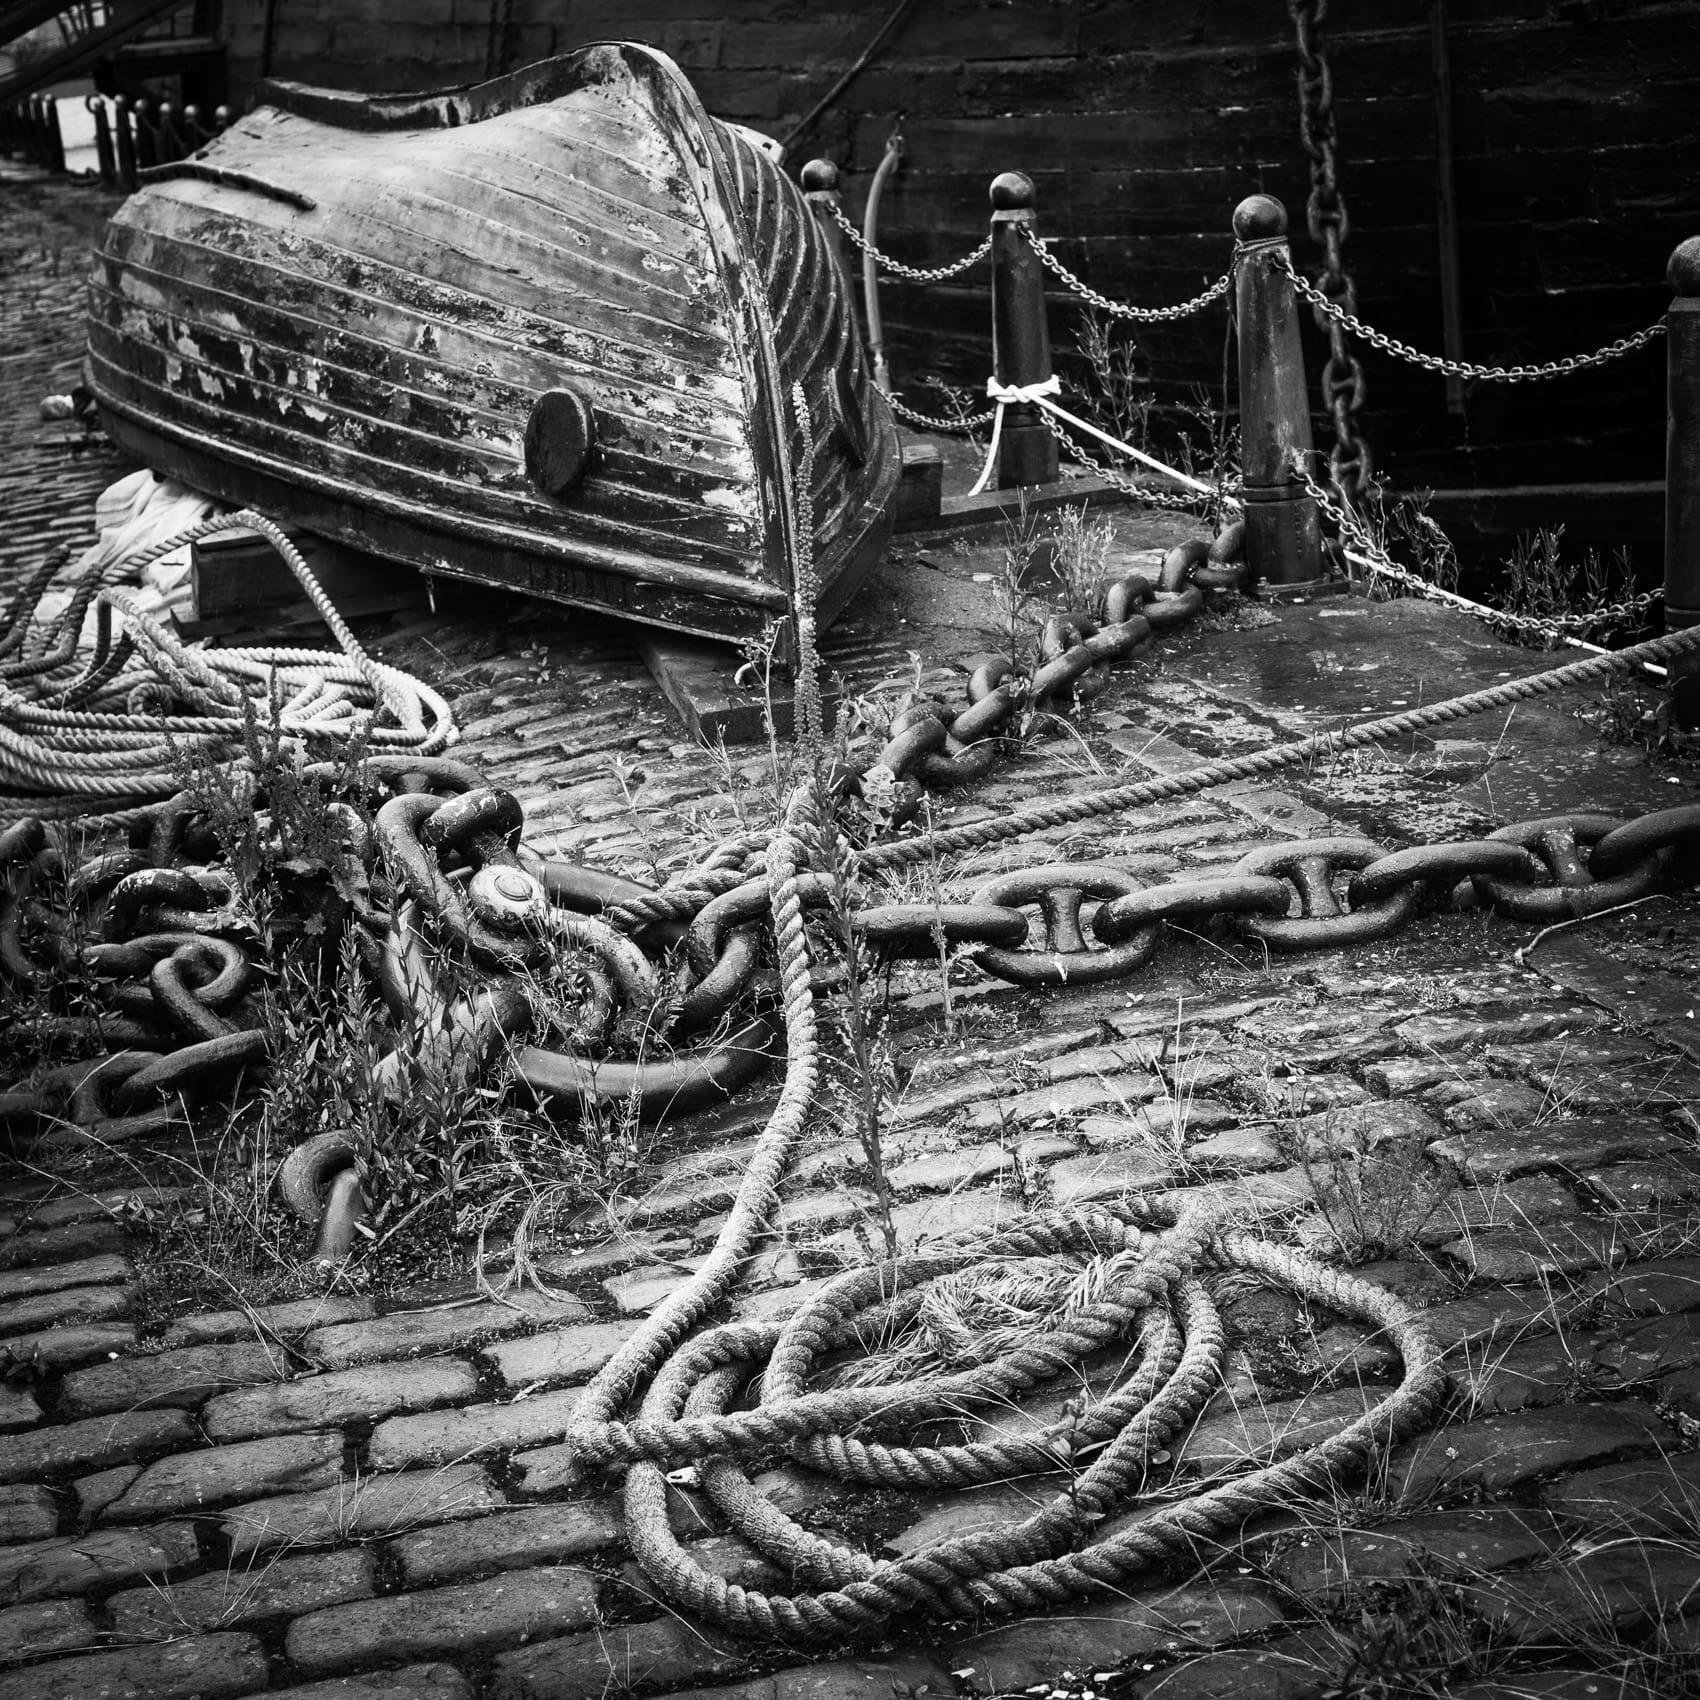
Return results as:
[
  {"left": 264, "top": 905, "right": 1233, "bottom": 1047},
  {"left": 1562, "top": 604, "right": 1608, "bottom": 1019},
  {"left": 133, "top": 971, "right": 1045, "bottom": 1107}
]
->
[{"left": 85, "top": 43, "right": 898, "bottom": 645}]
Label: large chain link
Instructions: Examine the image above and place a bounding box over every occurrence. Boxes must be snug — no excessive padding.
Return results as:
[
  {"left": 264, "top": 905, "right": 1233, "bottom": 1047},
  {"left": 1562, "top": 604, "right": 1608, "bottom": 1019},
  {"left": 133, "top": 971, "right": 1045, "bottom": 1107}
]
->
[
  {"left": 1020, "top": 227, "right": 1233, "bottom": 323},
  {"left": 1282, "top": 257, "right": 1667, "bottom": 382},
  {"left": 829, "top": 204, "right": 991, "bottom": 282},
  {"left": 1290, "top": 0, "right": 1372, "bottom": 499},
  {"left": 842, "top": 538, "right": 1246, "bottom": 834}
]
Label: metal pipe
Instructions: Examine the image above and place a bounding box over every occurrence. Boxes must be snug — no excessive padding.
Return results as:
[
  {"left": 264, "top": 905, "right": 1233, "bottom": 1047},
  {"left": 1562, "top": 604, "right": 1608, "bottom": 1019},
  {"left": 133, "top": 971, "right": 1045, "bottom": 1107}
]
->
[
  {"left": 861, "top": 126, "right": 903, "bottom": 392},
  {"left": 1233, "top": 194, "right": 1323, "bottom": 589},
  {"left": 989, "top": 170, "right": 1058, "bottom": 489},
  {"left": 1666, "top": 236, "right": 1700, "bottom": 722}
]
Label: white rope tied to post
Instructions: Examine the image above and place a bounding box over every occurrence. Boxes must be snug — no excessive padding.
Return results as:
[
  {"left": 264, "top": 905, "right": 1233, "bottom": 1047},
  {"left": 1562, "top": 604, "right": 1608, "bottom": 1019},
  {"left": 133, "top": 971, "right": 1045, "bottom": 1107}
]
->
[{"left": 968, "top": 375, "right": 1234, "bottom": 506}]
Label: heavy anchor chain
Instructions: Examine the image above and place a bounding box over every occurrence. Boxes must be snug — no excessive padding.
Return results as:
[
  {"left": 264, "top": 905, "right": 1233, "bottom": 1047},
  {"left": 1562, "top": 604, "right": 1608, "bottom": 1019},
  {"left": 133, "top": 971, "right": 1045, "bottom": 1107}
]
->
[{"left": 850, "top": 540, "right": 1240, "bottom": 824}]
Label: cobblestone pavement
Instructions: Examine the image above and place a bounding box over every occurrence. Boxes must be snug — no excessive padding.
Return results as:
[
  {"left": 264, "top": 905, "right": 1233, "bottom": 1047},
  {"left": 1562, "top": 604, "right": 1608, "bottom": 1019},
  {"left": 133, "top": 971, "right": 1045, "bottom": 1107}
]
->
[{"left": 4, "top": 165, "right": 1700, "bottom": 1700}]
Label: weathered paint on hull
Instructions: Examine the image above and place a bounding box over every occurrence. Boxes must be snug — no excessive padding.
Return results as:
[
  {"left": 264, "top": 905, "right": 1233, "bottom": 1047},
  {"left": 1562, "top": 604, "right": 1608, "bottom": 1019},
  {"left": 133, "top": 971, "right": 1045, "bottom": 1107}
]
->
[{"left": 86, "top": 42, "right": 898, "bottom": 644}]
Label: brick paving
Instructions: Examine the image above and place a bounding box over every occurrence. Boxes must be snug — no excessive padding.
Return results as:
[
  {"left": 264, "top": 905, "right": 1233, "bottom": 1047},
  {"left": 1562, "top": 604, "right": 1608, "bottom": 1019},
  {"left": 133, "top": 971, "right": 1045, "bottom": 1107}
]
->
[{"left": 4, "top": 164, "right": 1700, "bottom": 1700}]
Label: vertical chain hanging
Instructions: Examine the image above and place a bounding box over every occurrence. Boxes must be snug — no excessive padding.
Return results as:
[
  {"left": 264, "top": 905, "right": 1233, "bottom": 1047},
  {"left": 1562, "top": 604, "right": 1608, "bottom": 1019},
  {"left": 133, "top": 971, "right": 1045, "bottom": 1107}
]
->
[{"left": 1290, "top": 0, "right": 1373, "bottom": 497}]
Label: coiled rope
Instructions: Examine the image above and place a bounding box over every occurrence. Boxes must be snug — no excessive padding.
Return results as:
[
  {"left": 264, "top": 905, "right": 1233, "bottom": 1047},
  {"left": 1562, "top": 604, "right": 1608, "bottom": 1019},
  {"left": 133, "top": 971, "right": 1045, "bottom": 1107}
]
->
[
  {"left": 552, "top": 770, "right": 1449, "bottom": 1640},
  {"left": 1, "top": 508, "right": 455, "bottom": 823}
]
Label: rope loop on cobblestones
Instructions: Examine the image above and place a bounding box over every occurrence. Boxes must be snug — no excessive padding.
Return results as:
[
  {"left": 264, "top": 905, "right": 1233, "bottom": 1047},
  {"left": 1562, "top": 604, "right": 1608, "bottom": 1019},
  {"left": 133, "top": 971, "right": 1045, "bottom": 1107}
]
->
[{"left": 557, "top": 777, "right": 1448, "bottom": 1640}]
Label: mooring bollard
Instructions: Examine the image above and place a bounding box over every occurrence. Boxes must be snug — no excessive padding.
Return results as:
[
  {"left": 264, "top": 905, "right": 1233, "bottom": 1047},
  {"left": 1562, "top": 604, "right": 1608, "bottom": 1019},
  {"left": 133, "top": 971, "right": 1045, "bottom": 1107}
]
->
[
  {"left": 1233, "top": 194, "right": 1323, "bottom": 589},
  {"left": 113, "top": 98, "right": 137, "bottom": 191},
  {"left": 801, "top": 159, "right": 855, "bottom": 293},
  {"left": 990, "top": 171, "right": 1059, "bottom": 489},
  {"left": 88, "top": 96, "right": 115, "bottom": 187},
  {"left": 1666, "top": 236, "right": 1700, "bottom": 723}
]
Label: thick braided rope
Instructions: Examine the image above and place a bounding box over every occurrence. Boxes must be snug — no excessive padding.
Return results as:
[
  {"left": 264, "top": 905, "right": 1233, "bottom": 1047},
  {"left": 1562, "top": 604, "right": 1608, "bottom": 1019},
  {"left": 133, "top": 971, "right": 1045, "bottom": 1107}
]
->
[
  {"left": 572, "top": 789, "right": 828, "bottom": 1441},
  {"left": 858, "top": 619, "right": 1700, "bottom": 873},
  {"left": 586, "top": 1199, "right": 1444, "bottom": 1639}
]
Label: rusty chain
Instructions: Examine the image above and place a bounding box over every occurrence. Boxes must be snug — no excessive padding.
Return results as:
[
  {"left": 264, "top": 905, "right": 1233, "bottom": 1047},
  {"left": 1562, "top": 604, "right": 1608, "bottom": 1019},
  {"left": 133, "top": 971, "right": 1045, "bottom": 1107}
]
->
[
  {"left": 1289, "top": 0, "right": 1371, "bottom": 499},
  {"left": 1297, "top": 461, "right": 1664, "bottom": 640},
  {"left": 1039, "top": 410, "right": 1240, "bottom": 517},
  {"left": 829, "top": 205, "right": 991, "bottom": 282},
  {"left": 878, "top": 389, "right": 997, "bottom": 434},
  {"left": 1282, "top": 256, "right": 1667, "bottom": 383},
  {"left": 1019, "top": 228, "right": 1233, "bottom": 323}
]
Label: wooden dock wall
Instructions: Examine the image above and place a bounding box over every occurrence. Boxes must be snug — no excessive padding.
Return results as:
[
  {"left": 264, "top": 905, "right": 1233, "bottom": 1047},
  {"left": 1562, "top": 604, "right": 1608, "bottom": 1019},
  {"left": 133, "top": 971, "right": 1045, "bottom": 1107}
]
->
[{"left": 222, "top": 1, "right": 1699, "bottom": 523}]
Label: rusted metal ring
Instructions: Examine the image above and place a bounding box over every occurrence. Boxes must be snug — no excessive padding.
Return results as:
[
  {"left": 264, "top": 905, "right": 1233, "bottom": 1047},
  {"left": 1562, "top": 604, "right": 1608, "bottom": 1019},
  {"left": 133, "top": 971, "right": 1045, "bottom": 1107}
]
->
[
  {"left": 1347, "top": 840, "right": 1542, "bottom": 907},
  {"left": 1143, "top": 584, "right": 1206, "bottom": 629},
  {"left": 1591, "top": 803, "right": 1700, "bottom": 880},
  {"left": 149, "top": 953, "right": 237, "bottom": 1043},
  {"left": 1029, "top": 643, "right": 1102, "bottom": 707},
  {"left": 515, "top": 1014, "right": 781, "bottom": 1123},
  {"left": 672, "top": 925, "right": 762, "bottom": 1036},
  {"left": 1103, "top": 575, "right": 1155, "bottom": 625},
  {"left": 687, "top": 873, "right": 834, "bottom": 977},
  {"left": 949, "top": 682, "right": 1020, "bottom": 745},
  {"left": 422, "top": 787, "right": 525, "bottom": 860},
  {"left": 113, "top": 1030, "right": 268, "bottom": 1108},
  {"left": 377, "top": 793, "right": 548, "bottom": 971},
  {"left": 1160, "top": 539, "right": 1210, "bottom": 590},
  {"left": 106, "top": 867, "right": 209, "bottom": 940},
  {"left": 0, "top": 818, "right": 45, "bottom": 871},
  {"left": 970, "top": 864, "right": 1159, "bottom": 985},
  {"left": 279, "top": 1130, "right": 359, "bottom": 1221},
  {"left": 1094, "top": 874, "right": 1292, "bottom": 943},
  {"left": 1473, "top": 815, "right": 1665, "bottom": 921},
  {"left": 875, "top": 714, "right": 949, "bottom": 781}
]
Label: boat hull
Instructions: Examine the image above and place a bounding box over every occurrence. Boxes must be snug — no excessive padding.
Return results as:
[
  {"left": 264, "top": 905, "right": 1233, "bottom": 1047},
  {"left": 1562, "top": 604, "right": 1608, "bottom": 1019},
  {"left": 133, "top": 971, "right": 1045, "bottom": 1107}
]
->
[{"left": 86, "top": 43, "right": 898, "bottom": 644}]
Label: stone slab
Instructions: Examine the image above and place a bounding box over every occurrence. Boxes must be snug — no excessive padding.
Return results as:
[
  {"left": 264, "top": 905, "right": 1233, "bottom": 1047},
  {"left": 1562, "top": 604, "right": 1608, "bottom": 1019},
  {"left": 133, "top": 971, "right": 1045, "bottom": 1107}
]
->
[
  {"left": 222, "top": 1465, "right": 503, "bottom": 1558},
  {"left": 0, "top": 1256, "right": 131, "bottom": 1303},
  {"left": 162, "top": 1294, "right": 375, "bottom": 1348},
  {"left": 391, "top": 1499, "right": 623, "bottom": 1588},
  {"left": 108, "top": 1547, "right": 376, "bottom": 1639},
  {"left": 1429, "top": 1116, "right": 1680, "bottom": 1183},
  {"left": 1537, "top": 1452, "right": 1700, "bottom": 1536},
  {"left": 0, "top": 1523, "right": 198, "bottom": 1606},
  {"left": 1385, "top": 1401, "right": 1673, "bottom": 1503},
  {"left": 0, "top": 1286, "right": 130, "bottom": 1337},
  {"left": 0, "top": 1488, "right": 56, "bottom": 1547},
  {"left": 0, "top": 1598, "right": 100, "bottom": 1664},
  {"left": 203, "top": 1358, "right": 477, "bottom": 1441},
  {"left": 1268, "top": 1508, "right": 1559, "bottom": 1595},
  {"left": 0, "top": 1409, "right": 196, "bottom": 1485},
  {"left": 302, "top": 1295, "right": 590, "bottom": 1368},
  {"left": 488, "top": 1615, "right": 747, "bottom": 1699},
  {"left": 265, "top": 1668, "right": 473, "bottom": 1700},
  {"left": 0, "top": 1631, "right": 266, "bottom": 1700},
  {"left": 480, "top": 1321, "right": 642, "bottom": 1391},
  {"left": 57, "top": 1343, "right": 285, "bottom": 1417},
  {"left": 367, "top": 1388, "right": 582, "bottom": 1471},
  {"left": 103, "top": 1433, "right": 346, "bottom": 1521},
  {"left": 948, "top": 1582, "right": 1284, "bottom": 1694},
  {"left": 282, "top": 1568, "right": 598, "bottom": 1674},
  {"left": 0, "top": 1324, "right": 137, "bottom": 1371}
]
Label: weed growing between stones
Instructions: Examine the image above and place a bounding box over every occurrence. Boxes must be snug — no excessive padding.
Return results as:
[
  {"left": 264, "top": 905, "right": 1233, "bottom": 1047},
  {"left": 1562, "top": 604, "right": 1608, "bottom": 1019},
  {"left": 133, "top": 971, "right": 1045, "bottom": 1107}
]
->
[{"left": 1293, "top": 1114, "right": 1458, "bottom": 1268}]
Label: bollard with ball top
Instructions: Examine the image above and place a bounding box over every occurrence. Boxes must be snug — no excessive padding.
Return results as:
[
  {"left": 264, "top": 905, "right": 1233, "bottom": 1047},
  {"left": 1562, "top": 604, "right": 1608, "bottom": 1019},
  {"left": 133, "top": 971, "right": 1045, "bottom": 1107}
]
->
[
  {"left": 1234, "top": 194, "right": 1325, "bottom": 593},
  {"left": 990, "top": 171, "right": 1059, "bottom": 489},
  {"left": 1665, "top": 236, "right": 1700, "bottom": 725},
  {"left": 802, "top": 159, "right": 856, "bottom": 296}
]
